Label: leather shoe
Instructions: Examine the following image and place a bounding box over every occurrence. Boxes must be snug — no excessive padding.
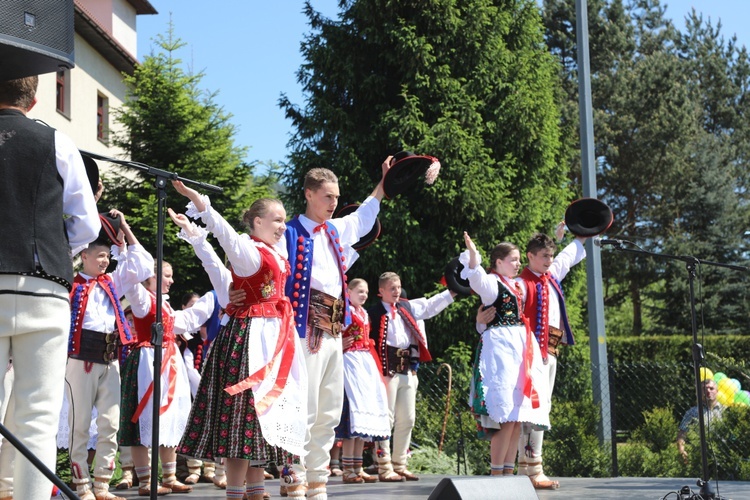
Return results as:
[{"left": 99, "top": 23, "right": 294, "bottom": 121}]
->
[
  {"left": 378, "top": 471, "right": 405, "bottom": 482},
  {"left": 396, "top": 469, "right": 419, "bottom": 481}
]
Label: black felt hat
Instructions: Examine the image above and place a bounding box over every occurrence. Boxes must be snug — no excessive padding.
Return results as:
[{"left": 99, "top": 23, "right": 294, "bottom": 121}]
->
[
  {"left": 81, "top": 154, "right": 100, "bottom": 195},
  {"left": 564, "top": 198, "right": 614, "bottom": 237},
  {"left": 382, "top": 150, "right": 441, "bottom": 199},
  {"left": 334, "top": 204, "right": 381, "bottom": 250},
  {"left": 98, "top": 212, "right": 123, "bottom": 246},
  {"left": 443, "top": 257, "right": 472, "bottom": 297}
]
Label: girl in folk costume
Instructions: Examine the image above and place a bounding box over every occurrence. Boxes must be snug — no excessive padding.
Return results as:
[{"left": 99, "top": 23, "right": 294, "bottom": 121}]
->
[
  {"left": 119, "top": 258, "right": 218, "bottom": 496},
  {"left": 167, "top": 206, "right": 238, "bottom": 489},
  {"left": 334, "top": 279, "right": 390, "bottom": 484},
  {"left": 173, "top": 181, "right": 307, "bottom": 500},
  {"left": 460, "top": 232, "right": 551, "bottom": 477}
]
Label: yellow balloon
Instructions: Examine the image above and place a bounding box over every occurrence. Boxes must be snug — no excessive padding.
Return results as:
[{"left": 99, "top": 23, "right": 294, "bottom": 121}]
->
[
  {"left": 700, "top": 367, "right": 714, "bottom": 381},
  {"left": 717, "top": 386, "right": 735, "bottom": 406}
]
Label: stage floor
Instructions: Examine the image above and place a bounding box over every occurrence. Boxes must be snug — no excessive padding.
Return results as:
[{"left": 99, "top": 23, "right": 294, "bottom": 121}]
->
[{"left": 112, "top": 475, "right": 750, "bottom": 499}]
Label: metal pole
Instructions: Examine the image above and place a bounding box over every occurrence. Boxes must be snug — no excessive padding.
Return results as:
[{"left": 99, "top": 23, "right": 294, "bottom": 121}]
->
[{"left": 575, "top": 0, "right": 612, "bottom": 447}]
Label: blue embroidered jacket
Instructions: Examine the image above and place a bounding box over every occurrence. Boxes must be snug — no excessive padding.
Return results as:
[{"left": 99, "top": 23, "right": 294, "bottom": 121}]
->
[{"left": 284, "top": 217, "right": 351, "bottom": 338}]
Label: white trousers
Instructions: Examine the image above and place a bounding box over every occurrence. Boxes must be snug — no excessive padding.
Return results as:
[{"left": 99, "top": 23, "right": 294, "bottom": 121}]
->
[
  {"left": 517, "top": 354, "right": 557, "bottom": 476},
  {"left": 379, "top": 371, "right": 418, "bottom": 471},
  {"left": 65, "top": 358, "right": 121, "bottom": 480},
  {"left": 0, "top": 275, "right": 70, "bottom": 499},
  {"left": 293, "top": 333, "right": 343, "bottom": 484}
]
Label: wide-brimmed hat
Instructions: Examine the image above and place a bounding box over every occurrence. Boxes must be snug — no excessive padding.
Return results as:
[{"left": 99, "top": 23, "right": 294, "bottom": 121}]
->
[
  {"left": 443, "top": 257, "right": 472, "bottom": 297},
  {"left": 382, "top": 150, "right": 441, "bottom": 199},
  {"left": 81, "top": 153, "right": 100, "bottom": 195},
  {"left": 334, "top": 204, "right": 381, "bottom": 250},
  {"left": 99, "top": 212, "right": 123, "bottom": 246},
  {"left": 564, "top": 198, "right": 613, "bottom": 237}
]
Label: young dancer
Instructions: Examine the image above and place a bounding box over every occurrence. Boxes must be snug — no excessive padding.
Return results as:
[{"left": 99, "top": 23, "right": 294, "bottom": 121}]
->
[
  {"left": 461, "top": 232, "right": 550, "bottom": 477},
  {"left": 368, "top": 272, "right": 455, "bottom": 481},
  {"left": 334, "top": 278, "right": 389, "bottom": 484},
  {"left": 515, "top": 231, "right": 586, "bottom": 489},
  {"left": 173, "top": 181, "right": 307, "bottom": 500},
  {"left": 66, "top": 210, "right": 153, "bottom": 500},
  {"left": 119, "top": 259, "right": 217, "bottom": 495},
  {"left": 281, "top": 159, "right": 392, "bottom": 499}
]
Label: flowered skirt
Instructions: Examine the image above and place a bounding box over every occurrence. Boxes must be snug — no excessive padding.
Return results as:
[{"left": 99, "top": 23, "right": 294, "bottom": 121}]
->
[{"left": 178, "top": 315, "right": 306, "bottom": 464}]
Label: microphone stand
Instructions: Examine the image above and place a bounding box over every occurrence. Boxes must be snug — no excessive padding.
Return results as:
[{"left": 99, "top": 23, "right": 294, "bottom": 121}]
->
[
  {"left": 604, "top": 240, "right": 748, "bottom": 499},
  {"left": 80, "top": 150, "right": 222, "bottom": 499}
]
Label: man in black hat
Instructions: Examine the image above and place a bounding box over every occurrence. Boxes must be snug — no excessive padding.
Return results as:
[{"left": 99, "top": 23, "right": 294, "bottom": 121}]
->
[{"left": 0, "top": 75, "right": 100, "bottom": 500}]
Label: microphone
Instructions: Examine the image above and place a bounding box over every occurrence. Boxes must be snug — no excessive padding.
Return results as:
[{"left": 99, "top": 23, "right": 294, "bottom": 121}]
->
[{"left": 593, "top": 236, "right": 623, "bottom": 248}]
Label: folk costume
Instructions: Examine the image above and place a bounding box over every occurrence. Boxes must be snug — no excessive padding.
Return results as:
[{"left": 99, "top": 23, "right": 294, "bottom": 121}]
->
[
  {"left": 368, "top": 290, "right": 454, "bottom": 480},
  {"left": 175, "top": 223, "right": 230, "bottom": 484},
  {"left": 178, "top": 197, "right": 307, "bottom": 464},
  {"left": 119, "top": 282, "right": 216, "bottom": 449},
  {"left": 458, "top": 251, "right": 551, "bottom": 439},
  {"left": 281, "top": 196, "right": 380, "bottom": 492},
  {"left": 65, "top": 241, "right": 154, "bottom": 499},
  {"left": 515, "top": 239, "right": 585, "bottom": 484},
  {"left": 0, "top": 108, "right": 100, "bottom": 500},
  {"left": 335, "top": 305, "right": 390, "bottom": 441}
]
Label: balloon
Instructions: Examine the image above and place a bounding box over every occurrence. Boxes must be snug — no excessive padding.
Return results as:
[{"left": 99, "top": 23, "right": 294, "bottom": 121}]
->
[
  {"left": 716, "top": 385, "right": 735, "bottom": 406},
  {"left": 700, "top": 367, "right": 714, "bottom": 381},
  {"left": 729, "top": 378, "right": 742, "bottom": 393},
  {"left": 717, "top": 378, "right": 737, "bottom": 405},
  {"left": 734, "top": 391, "right": 750, "bottom": 407},
  {"left": 714, "top": 372, "right": 728, "bottom": 382}
]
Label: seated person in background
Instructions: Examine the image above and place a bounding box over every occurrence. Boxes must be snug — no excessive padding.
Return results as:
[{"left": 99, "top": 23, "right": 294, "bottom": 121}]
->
[{"left": 677, "top": 378, "right": 723, "bottom": 464}]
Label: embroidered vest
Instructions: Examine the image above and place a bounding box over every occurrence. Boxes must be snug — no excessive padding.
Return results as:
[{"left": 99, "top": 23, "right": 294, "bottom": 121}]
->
[
  {"left": 225, "top": 239, "right": 290, "bottom": 319},
  {"left": 284, "top": 217, "right": 351, "bottom": 338},
  {"left": 132, "top": 291, "right": 176, "bottom": 346},
  {"left": 369, "top": 300, "right": 432, "bottom": 376},
  {"left": 68, "top": 273, "right": 133, "bottom": 355},
  {"left": 486, "top": 278, "right": 525, "bottom": 328},
  {"left": 343, "top": 306, "right": 371, "bottom": 352},
  {"left": 520, "top": 267, "right": 574, "bottom": 349}
]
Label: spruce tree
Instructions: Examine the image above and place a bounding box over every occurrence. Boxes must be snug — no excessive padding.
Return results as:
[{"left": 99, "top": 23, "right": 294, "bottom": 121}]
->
[{"left": 281, "top": 0, "right": 568, "bottom": 354}]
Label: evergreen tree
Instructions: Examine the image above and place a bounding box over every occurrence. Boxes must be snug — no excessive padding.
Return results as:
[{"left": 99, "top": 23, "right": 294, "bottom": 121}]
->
[
  {"left": 281, "top": 0, "right": 570, "bottom": 355},
  {"left": 105, "top": 28, "right": 274, "bottom": 303},
  {"left": 542, "top": 0, "right": 750, "bottom": 335}
]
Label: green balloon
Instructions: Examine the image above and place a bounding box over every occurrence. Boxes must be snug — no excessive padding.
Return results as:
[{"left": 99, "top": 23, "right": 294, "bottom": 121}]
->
[
  {"left": 714, "top": 372, "right": 728, "bottom": 382},
  {"left": 735, "top": 391, "right": 750, "bottom": 406}
]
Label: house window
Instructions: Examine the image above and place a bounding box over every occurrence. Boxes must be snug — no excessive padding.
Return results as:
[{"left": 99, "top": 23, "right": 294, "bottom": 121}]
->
[
  {"left": 97, "top": 93, "right": 109, "bottom": 142},
  {"left": 56, "top": 69, "right": 70, "bottom": 117}
]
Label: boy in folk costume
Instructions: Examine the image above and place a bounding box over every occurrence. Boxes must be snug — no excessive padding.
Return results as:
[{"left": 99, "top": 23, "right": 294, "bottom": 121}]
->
[
  {"left": 281, "top": 160, "right": 392, "bottom": 500},
  {"left": 66, "top": 210, "right": 154, "bottom": 500},
  {"left": 368, "top": 272, "right": 455, "bottom": 481},
  {"left": 515, "top": 230, "right": 586, "bottom": 489}
]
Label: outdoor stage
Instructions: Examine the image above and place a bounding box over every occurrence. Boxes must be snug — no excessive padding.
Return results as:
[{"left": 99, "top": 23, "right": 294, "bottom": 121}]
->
[{"left": 112, "top": 475, "right": 750, "bottom": 499}]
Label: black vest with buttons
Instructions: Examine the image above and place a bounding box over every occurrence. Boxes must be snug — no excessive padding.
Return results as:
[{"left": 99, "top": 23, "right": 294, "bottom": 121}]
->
[{"left": 0, "top": 108, "right": 73, "bottom": 287}]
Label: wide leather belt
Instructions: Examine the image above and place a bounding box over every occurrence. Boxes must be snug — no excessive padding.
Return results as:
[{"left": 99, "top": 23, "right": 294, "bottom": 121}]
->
[
  {"left": 70, "top": 328, "right": 119, "bottom": 364},
  {"left": 309, "top": 289, "right": 344, "bottom": 337},
  {"left": 386, "top": 344, "right": 417, "bottom": 375},
  {"left": 548, "top": 326, "right": 564, "bottom": 357}
]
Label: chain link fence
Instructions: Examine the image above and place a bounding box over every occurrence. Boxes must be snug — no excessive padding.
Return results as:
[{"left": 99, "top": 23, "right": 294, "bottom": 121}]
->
[{"left": 410, "top": 358, "right": 750, "bottom": 480}]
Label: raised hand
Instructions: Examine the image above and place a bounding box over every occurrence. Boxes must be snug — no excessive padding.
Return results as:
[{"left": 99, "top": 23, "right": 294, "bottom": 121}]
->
[{"left": 171, "top": 180, "right": 206, "bottom": 212}]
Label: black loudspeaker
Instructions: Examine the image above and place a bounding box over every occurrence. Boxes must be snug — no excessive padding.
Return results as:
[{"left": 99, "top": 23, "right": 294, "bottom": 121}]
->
[
  {"left": 0, "top": 0, "right": 75, "bottom": 80},
  {"left": 428, "top": 476, "right": 539, "bottom": 500}
]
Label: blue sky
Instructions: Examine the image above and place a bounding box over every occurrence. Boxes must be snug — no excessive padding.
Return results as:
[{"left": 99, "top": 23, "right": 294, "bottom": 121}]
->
[{"left": 136, "top": 1, "right": 748, "bottom": 172}]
